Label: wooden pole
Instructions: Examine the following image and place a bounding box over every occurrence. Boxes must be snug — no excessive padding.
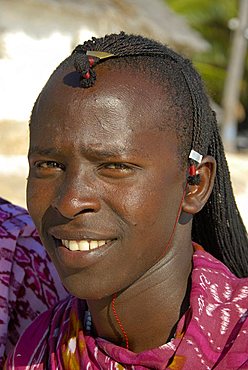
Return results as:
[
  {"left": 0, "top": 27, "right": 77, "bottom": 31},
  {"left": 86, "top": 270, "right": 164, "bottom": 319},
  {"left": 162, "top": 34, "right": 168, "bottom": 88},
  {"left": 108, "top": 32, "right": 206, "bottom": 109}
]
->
[{"left": 221, "top": 0, "right": 248, "bottom": 151}]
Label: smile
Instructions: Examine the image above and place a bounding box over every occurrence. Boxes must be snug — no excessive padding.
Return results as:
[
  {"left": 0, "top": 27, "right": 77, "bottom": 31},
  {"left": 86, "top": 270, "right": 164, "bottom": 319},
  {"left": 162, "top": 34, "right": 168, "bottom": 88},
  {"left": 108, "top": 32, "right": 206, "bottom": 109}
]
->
[{"left": 61, "top": 239, "right": 110, "bottom": 251}]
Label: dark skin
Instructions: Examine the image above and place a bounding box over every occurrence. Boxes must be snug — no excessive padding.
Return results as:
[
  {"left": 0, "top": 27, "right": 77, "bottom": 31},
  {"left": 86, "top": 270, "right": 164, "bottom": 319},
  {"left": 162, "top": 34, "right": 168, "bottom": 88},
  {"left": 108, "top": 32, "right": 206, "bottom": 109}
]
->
[{"left": 27, "top": 64, "right": 216, "bottom": 352}]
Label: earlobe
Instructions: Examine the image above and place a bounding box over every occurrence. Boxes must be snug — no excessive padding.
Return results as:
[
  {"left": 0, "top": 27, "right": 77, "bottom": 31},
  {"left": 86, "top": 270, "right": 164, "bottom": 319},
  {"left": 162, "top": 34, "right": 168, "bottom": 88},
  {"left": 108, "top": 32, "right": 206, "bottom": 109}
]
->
[{"left": 182, "top": 156, "right": 216, "bottom": 215}]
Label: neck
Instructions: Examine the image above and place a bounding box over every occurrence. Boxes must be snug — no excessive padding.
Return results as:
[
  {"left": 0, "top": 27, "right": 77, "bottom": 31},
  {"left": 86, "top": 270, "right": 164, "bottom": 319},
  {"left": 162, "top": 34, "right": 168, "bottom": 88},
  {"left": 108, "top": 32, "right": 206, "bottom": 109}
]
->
[{"left": 87, "top": 231, "right": 193, "bottom": 353}]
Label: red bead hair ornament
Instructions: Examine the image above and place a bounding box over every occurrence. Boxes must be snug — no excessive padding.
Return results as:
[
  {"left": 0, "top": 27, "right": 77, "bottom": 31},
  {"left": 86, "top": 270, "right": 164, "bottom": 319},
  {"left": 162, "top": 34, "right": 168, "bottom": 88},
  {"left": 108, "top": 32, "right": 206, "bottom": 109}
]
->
[{"left": 73, "top": 50, "right": 115, "bottom": 88}]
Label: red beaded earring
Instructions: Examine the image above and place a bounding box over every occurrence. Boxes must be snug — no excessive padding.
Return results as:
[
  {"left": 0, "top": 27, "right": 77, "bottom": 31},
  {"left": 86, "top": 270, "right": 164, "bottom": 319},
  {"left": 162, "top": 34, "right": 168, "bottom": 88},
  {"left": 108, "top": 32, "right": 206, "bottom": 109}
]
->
[{"left": 187, "top": 150, "right": 202, "bottom": 185}]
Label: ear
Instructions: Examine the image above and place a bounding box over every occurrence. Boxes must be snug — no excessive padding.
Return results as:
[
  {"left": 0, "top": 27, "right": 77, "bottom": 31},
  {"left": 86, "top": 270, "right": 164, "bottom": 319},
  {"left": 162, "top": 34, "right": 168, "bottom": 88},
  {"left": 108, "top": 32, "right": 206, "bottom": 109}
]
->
[{"left": 182, "top": 155, "right": 216, "bottom": 215}]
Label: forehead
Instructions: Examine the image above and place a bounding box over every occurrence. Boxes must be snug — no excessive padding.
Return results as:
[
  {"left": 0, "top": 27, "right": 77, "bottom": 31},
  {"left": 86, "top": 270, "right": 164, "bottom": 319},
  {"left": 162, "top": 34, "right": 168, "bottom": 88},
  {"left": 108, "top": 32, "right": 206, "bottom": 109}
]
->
[
  {"left": 32, "top": 63, "right": 179, "bottom": 131},
  {"left": 30, "top": 64, "right": 184, "bottom": 166},
  {"left": 30, "top": 64, "right": 188, "bottom": 174}
]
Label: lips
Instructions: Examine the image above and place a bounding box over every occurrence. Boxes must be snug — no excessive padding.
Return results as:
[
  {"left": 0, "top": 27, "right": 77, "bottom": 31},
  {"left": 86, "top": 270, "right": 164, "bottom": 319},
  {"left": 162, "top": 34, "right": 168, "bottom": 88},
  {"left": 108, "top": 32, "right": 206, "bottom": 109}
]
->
[
  {"left": 50, "top": 232, "right": 118, "bottom": 270},
  {"left": 61, "top": 239, "right": 110, "bottom": 251}
]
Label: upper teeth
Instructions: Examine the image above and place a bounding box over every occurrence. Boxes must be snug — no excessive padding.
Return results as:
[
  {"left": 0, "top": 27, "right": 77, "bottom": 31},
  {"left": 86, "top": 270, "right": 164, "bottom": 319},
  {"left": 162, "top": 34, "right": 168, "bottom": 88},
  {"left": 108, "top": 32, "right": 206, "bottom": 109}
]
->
[{"left": 61, "top": 239, "right": 107, "bottom": 251}]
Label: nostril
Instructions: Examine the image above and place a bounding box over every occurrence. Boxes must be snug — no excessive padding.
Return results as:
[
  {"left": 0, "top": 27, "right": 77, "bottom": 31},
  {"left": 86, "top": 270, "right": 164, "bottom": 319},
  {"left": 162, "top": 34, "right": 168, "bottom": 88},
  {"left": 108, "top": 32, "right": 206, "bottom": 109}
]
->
[
  {"left": 82, "top": 208, "right": 95, "bottom": 214},
  {"left": 75, "top": 207, "right": 98, "bottom": 216}
]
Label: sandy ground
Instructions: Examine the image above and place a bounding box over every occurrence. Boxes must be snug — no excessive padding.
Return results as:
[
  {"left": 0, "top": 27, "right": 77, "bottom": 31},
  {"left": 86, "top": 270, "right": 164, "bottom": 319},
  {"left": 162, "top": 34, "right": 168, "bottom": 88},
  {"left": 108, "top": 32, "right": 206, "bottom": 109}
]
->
[{"left": 0, "top": 121, "right": 248, "bottom": 229}]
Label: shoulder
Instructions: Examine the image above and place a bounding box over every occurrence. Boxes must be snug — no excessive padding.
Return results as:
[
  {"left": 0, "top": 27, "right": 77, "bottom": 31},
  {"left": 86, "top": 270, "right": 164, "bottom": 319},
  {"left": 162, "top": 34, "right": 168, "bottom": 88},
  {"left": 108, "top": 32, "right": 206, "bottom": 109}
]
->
[
  {"left": 6, "top": 296, "right": 79, "bottom": 368},
  {"left": 191, "top": 249, "right": 248, "bottom": 332},
  {"left": 174, "top": 249, "right": 248, "bottom": 368},
  {"left": 192, "top": 249, "right": 248, "bottom": 307},
  {"left": 192, "top": 249, "right": 248, "bottom": 285}
]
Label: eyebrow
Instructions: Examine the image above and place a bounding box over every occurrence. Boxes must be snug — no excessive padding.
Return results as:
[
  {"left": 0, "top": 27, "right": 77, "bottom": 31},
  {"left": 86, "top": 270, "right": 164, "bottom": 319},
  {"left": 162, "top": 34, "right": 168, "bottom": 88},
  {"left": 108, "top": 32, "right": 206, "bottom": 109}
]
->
[
  {"left": 28, "top": 147, "right": 59, "bottom": 157},
  {"left": 83, "top": 146, "right": 133, "bottom": 159},
  {"left": 28, "top": 145, "right": 138, "bottom": 158}
]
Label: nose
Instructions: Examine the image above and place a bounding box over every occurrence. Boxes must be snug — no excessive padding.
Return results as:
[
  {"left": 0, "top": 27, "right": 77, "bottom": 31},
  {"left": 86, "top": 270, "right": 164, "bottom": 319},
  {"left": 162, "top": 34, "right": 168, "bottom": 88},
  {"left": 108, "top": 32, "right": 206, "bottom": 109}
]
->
[{"left": 52, "top": 173, "right": 101, "bottom": 219}]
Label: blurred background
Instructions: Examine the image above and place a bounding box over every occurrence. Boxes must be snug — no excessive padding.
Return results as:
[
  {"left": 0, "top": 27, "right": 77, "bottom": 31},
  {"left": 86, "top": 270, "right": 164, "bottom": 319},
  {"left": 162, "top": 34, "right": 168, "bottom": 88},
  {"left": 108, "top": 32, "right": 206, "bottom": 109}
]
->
[{"left": 0, "top": 0, "right": 247, "bottom": 227}]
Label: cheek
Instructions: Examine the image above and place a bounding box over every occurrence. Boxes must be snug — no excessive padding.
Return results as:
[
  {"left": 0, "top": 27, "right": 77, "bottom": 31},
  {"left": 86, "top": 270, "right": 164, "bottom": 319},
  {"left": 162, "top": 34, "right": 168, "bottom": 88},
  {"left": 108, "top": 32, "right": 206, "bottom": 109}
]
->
[
  {"left": 27, "top": 179, "right": 54, "bottom": 230},
  {"left": 108, "top": 176, "right": 183, "bottom": 232}
]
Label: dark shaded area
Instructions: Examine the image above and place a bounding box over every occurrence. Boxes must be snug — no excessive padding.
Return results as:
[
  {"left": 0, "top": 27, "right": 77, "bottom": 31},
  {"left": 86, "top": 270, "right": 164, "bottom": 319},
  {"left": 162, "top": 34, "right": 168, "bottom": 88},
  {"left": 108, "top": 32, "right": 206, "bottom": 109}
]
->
[{"left": 63, "top": 71, "right": 81, "bottom": 88}]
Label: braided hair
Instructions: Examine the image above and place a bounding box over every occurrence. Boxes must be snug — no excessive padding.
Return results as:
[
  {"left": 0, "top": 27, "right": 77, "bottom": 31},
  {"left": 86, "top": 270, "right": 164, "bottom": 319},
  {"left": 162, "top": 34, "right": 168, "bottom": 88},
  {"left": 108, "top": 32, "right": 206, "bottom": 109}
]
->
[{"left": 59, "top": 32, "right": 247, "bottom": 277}]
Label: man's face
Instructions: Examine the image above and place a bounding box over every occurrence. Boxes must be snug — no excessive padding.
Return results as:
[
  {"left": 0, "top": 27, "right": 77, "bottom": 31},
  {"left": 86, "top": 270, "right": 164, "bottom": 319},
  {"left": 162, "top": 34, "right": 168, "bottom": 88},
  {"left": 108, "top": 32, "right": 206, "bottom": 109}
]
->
[{"left": 27, "top": 65, "right": 186, "bottom": 299}]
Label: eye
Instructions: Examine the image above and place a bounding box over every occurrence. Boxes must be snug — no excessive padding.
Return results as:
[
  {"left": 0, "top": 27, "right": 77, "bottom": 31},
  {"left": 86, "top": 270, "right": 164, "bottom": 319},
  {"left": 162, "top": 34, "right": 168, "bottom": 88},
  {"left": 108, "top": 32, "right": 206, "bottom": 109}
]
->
[
  {"left": 105, "top": 163, "right": 129, "bottom": 170},
  {"left": 98, "top": 162, "right": 135, "bottom": 178},
  {"left": 35, "top": 161, "right": 65, "bottom": 169},
  {"left": 30, "top": 160, "right": 65, "bottom": 178}
]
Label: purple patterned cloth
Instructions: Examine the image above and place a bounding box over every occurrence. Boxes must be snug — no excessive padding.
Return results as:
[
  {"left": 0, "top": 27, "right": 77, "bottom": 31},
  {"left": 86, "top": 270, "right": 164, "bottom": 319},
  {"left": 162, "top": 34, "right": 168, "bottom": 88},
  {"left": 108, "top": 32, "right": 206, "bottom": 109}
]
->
[
  {"left": 0, "top": 198, "right": 68, "bottom": 367},
  {"left": 5, "top": 248, "right": 248, "bottom": 369}
]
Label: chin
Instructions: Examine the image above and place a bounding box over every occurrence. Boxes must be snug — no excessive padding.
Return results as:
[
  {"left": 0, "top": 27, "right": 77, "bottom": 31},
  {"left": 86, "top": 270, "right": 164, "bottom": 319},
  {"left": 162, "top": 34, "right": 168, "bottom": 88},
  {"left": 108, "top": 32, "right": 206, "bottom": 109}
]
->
[{"left": 61, "top": 278, "right": 117, "bottom": 301}]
